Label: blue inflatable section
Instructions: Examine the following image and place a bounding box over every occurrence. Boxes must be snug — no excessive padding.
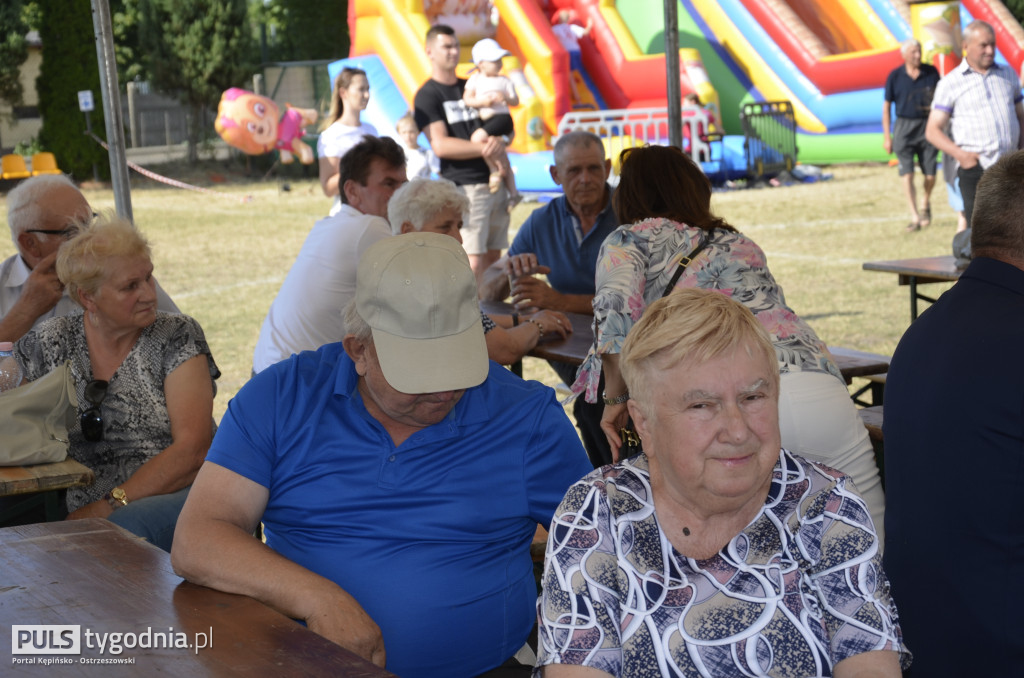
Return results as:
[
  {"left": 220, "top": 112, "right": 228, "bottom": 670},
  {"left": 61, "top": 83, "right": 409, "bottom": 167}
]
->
[{"left": 863, "top": 0, "right": 912, "bottom": 38}]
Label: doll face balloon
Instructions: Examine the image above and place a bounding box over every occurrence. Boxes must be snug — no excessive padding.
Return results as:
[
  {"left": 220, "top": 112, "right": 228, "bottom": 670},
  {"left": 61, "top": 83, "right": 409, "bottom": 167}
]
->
[{"left": 215, "top": 88, "right": 281, "bottom": 155}]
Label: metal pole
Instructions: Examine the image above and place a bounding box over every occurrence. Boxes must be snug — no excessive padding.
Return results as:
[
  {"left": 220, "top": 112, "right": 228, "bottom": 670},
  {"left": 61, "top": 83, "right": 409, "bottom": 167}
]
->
[
  {"left": 127, "top": 81, "right": 139, "bottom": 148},
  {"left": 663, "top": 0, "right": 682, "bottom": 149},
  {"left": 90, "top": 0, "right": 133, "bottom": 222},
  {"left": 84, "top": 111, "right": 99, "bottom": 182}
]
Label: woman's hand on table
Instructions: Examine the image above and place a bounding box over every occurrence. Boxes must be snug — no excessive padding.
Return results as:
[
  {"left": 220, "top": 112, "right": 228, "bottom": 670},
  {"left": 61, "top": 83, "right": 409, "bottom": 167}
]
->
[{"left": 527, "top": 310, "right": 572, "bottom": 339}]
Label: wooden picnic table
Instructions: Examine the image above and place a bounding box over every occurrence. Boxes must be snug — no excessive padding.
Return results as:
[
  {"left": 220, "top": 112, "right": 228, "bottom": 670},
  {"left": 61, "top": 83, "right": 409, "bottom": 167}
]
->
[
  {"left": 482, "top": 301, "right": 889, "bottom": 390},
  {"left": 0, "top": 456, "right": 94, "bottom": 523},
  {"left": 827, "top": 346, "right": 889, "bottom": 384},
  {"left": 863, "top": 255, "right": 963, "bottom": 321},
  {"left": 480, "top": 299, "right": 594, "bottom": 367},
  {"left": 1, "top": 518, "right": 396, "bottom": 676}
]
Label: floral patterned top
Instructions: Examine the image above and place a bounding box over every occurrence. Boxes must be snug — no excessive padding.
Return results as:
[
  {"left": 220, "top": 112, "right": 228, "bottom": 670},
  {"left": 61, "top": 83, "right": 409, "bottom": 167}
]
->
[
  {"left": 572, "top": 218, "right": 842, "bottom": 403},
  {"left": 14, "top": 313, "right": 220, "bottom": 512},
  {"left": 535, "top": 450, "right": 912, "bottom": 677}
]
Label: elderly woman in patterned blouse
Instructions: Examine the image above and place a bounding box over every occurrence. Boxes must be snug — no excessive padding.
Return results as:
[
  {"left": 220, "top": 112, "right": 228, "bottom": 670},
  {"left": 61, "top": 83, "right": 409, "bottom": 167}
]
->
[
  {"left": 13, "top": 217, "right": 219, "bottom": 552},
  {"left": 540, "top": 289, "right": 910, "bottom": 677},
  {"left": 572, "top": 144, "right": 886, "bottom": 544}
]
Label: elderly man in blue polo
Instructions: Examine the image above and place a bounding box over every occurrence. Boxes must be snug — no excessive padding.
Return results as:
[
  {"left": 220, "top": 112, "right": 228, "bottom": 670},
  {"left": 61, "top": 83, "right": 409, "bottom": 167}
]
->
[{"left": 173, "top": 232, "right": 591, "bottom": 677}]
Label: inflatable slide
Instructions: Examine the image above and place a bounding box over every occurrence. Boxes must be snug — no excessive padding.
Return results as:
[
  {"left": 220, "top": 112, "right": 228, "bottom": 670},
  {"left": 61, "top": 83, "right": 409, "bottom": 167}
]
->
[{"left": 348, "top": 0, "right": 1024, "bottom": 168}]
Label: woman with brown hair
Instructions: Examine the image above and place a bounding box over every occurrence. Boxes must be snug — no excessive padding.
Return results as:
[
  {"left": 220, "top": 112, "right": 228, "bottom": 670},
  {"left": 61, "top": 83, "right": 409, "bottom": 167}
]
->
[
  {"left": 572, "top": 144, "right": 886, "bottom": 541},
  {"left": 318, "top": 67, "right": 378, "bottom": 215}
]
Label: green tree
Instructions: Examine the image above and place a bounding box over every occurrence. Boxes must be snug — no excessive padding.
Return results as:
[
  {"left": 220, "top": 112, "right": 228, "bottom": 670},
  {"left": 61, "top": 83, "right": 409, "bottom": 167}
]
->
[
  {"left": 140, "top": 0, "right": 256, "bottom": 162},
  {"left": 111, "top": 0, "right": 148, "bottom": 84},
  {"left": 1006, "top": 0, "right": 1024, "bottom": 28},
  {"left": 36, "top": 0, "right": 108, "bottom": 179},
  {"left": 253, "top": 0, "right": 348, "bottom": 62},
  {"left": 0, "top": 0, "right": 29, "bottom": 138}
]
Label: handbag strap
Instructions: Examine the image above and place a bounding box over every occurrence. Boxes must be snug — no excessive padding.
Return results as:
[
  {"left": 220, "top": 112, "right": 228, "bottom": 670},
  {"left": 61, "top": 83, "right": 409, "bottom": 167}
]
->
[{"left": 662, "top": 228, "right": 713, "bottom": 298}]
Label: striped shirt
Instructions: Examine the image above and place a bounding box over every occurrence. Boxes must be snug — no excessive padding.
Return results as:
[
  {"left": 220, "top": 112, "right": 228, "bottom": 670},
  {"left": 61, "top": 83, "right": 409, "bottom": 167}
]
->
[{"left": 932, "top": 60, "right": 1023, "bottom": 169}]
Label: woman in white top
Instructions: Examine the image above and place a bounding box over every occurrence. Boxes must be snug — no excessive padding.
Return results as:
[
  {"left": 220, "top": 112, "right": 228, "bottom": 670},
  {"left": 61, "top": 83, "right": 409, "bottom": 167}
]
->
[{"left": 318, "top": 67, "right": 377, "bottom": 215}]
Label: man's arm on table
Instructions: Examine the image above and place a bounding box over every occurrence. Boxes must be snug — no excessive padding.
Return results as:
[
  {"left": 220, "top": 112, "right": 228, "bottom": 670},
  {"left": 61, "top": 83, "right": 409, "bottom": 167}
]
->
[
  {"left": 0, "top": 251, "right": 62, "bottom": 342},
  {"left": 171, "top": 461, "right": 386, "bottom": 667},
  {"left": 480, "top": 254, "right": 594, "bottom": 314}
]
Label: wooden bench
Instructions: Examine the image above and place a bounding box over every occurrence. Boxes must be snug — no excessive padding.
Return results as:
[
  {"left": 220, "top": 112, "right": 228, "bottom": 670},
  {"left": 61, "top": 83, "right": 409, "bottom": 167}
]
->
[{"left": 828, "top": 346, "right": 890, "bottom": 407}]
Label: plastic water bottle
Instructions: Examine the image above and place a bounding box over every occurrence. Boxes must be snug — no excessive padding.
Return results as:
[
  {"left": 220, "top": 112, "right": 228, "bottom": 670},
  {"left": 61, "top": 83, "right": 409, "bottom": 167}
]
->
[{"left": 0, "top": 341, "right": 22, "bottom": 392}]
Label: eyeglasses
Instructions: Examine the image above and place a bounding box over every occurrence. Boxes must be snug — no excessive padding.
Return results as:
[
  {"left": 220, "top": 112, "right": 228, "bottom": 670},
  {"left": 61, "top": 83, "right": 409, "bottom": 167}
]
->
[
  {"left": 80, "top": 379, "right": 109, "bottom": 442},
  {"left": 27, "top": 211, "right": 99, "bottom": 241}
]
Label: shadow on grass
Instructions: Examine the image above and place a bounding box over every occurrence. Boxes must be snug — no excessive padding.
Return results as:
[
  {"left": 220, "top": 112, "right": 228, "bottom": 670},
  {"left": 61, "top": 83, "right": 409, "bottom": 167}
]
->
[{"left": 801, "top": 311, "right": 863, "bottom": 322}]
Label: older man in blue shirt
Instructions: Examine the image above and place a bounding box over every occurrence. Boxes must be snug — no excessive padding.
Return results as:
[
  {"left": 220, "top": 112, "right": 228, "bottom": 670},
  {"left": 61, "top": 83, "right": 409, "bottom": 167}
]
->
[
  {"left": 482, "top": 131, "right": 619, "bottom": 466},
  {"left": 173, "top": 233, "right": 591, "bottom": 677}
]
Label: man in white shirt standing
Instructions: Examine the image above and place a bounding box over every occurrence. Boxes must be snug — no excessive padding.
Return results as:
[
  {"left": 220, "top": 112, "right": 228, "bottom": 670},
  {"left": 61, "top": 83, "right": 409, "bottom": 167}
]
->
[
  {"left": 1, "top": 174, "right": 178, "bottom": 342},
  {"left": 252, "top": 136, "right": 407, "bottom": 374},
  {"left": 926, "top": 20, "right": 1024, "bottom": 229}
]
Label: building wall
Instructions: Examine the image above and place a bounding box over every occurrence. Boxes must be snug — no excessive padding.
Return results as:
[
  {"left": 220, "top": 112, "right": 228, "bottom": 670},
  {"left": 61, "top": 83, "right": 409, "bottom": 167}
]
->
[{"left": 0, "top": 45, "right": 43, "bottom": 152}]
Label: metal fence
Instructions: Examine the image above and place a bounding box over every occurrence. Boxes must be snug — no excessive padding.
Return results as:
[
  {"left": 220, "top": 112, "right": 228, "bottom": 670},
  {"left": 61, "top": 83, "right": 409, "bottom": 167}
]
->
[
  {"left": 740, "top": 101, "right": 797, "bottom": 180},
  {"left": 555, "top": 106, "right": 716, "bottom": 170},
  {"left": 119, "top": 61, "right": 334, "bottom": 151}
]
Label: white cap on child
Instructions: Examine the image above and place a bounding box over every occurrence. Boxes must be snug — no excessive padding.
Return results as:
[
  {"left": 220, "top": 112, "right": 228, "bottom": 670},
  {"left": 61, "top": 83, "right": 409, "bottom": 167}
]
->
[{"left": 472, "top": 38, "right": 510, "bottom": 64}]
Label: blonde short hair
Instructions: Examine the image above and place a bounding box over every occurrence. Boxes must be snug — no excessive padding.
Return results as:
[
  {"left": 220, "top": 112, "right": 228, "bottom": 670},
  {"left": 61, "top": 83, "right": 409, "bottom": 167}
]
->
[
  {"left": 620, "top": 288, "right": 779, "bottom": 417},
  {"left": 57, "top": 216, "right": 151, "bottom": 308}
]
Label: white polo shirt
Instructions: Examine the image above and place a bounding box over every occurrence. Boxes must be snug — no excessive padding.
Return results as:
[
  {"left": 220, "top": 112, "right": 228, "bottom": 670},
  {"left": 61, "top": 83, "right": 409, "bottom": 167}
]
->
[{"left": 252, "top": 205, "right": 391, "bottom": 374}]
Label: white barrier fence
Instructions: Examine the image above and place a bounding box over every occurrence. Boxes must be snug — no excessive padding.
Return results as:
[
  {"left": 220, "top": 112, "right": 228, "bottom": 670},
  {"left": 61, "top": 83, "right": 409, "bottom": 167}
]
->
[{"left": 555, "top": 106, "right": 715, "bottom": 169}]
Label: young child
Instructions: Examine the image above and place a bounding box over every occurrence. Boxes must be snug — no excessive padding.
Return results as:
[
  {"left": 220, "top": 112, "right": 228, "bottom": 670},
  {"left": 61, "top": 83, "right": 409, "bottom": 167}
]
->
[
  {"left": 551, "top": 9, "right": 593, "bottom": 105},
  {"left": 395, "top": 112, "right": 437, "bottom": 180},
  {"left": 463, "top": 38, "right": 520, "bottom": 204}
]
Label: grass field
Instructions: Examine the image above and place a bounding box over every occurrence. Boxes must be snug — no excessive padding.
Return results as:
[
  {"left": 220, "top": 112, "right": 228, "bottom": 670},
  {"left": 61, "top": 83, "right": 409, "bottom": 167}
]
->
[{"left": 0, "top": 161, "right": 959, "bottom": 423}]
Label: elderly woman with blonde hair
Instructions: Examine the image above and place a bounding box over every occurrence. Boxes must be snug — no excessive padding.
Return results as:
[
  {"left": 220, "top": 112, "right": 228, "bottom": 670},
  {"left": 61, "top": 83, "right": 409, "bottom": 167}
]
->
[
  {"left": 538, "top": 289, "right": 910, "bottom": 678},
  {"left": 12, "top": 217, "right": 219, "bottom": 551}
]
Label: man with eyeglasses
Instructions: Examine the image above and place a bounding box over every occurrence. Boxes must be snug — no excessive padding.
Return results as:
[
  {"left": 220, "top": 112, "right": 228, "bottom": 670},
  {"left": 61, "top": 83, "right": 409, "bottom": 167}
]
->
[{"left": 1, "top": 174, "right": 179, "bottom": 342}]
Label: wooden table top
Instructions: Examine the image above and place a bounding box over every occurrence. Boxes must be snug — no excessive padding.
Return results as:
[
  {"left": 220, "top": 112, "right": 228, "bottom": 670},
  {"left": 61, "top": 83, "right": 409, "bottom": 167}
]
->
[
  {"left": 0, "top": 457, "right": 94, "bottom": 498},
  {"left": 827, "top": 346, "right": 890, "bottom": 384},
  {"left": 480, "top": 299, "right": 594, "bottom": 366},
  {"left": 479, "top": 302, "right": 892, "bottom": 385},
  {"left": 2, "top": 519, "right": 395, "bottom": 676},
  {"left": 862, "top": 255, "right": 964, "bottom": 283}
]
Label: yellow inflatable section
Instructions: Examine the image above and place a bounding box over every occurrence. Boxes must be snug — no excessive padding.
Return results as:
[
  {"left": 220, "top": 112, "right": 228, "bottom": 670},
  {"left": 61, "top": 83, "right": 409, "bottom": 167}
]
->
[{"left": 350, "top": 0, "right": 547, "bottom": 152}]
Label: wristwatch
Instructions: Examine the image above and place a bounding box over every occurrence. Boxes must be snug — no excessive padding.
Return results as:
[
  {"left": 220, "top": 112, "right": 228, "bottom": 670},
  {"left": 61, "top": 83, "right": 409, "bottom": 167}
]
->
[
  {"left": 108, "top": 487, "right": 129, "bottom": 509},
  {"left": 602, "top": 390, "right": 630, "bottom": 406}
]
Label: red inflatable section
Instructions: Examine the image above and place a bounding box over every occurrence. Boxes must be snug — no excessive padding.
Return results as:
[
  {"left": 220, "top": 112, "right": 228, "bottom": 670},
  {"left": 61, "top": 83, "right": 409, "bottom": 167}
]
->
[
  {"left": 738, "top": 0, "right": 902, "bottom": 94},
  {"left": 552, "top": 0, "right": 688, "bottom": 109},
  {"left": 964, "top": 0, "right": 1024, "bottom": 75}
]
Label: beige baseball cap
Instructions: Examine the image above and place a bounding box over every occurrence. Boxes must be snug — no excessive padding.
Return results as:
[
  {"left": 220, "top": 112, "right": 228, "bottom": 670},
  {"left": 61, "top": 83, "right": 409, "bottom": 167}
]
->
[{"left": 355, "top": 232, "right": 488, "bottom": 394}]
